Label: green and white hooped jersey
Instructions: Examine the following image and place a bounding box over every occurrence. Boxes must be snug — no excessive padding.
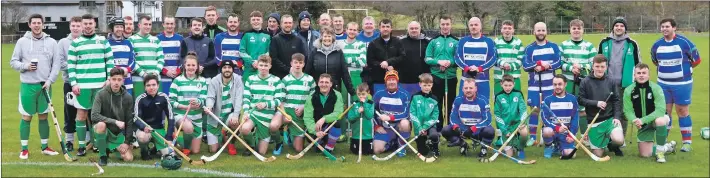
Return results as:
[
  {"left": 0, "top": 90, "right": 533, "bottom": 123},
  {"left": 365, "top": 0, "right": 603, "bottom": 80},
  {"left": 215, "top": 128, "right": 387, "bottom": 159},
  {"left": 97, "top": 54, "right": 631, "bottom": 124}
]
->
[
  {"left": 560, "top": 39, "right": 596, "bottom": 80},
  {"left": 493, "top": 37, "right": 524, "bottom": 79},
  {"left": 220, "top": 81, "right": 233, "bottom": 119},
  {"left": 243, "top": 74, "right": 285, "bottom": 122},
  {"left": 342, "top": 40, "right": 367, "bottom": 72},
  {"left": 169, "top": 75, "right": 208, "bottom": 120},
  {"left": 281, "top": 73, "right": 315, "bottom": 109},
  {"left": 67, "top": 35, "right": 115, "bottom": 88},
  {"left": 128, "top": 34, "right": 165, "bottom": 77}
]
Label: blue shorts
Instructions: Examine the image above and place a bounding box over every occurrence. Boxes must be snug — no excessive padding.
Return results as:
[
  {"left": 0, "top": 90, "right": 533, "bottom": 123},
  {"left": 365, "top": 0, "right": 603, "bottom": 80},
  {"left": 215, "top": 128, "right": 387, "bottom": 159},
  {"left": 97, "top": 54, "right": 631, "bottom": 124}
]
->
[
  {"left": 658, "top": 82, "right": 692, "bottom": 105},
  {"left": 552, "top": 131, "right": 575, "bottom": 150},
  {"left": 374, "top": 122, "right": 400, "bottom": 142},
  {"left": 373, "top": 83, "right": 420, "bottom": 95},
  {"left": 527, "top": 89, "right": 553, "bottom": 108}
]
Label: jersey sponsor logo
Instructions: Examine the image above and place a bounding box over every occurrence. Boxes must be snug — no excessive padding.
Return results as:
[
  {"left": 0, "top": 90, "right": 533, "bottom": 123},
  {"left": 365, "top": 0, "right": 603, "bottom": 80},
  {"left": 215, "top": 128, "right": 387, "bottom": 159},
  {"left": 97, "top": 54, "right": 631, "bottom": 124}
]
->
[
  {"left": 459, "top": 104, "right": 481, "bottom": 112},
  {"left": 461, "top": 118, "right": 481, "bottom": 125},
  {"left": 164, "top": 53, "right": 180, "bottom": 60},
  {"left": 380, "top": 97, "right": 404, "bottom": 105},
  {"left": 114, "top": 58, "right": 130, "bottom": 65},
  {"left": 532, "top": 48, "right": 555, "bottom": 56},
  {"left": 555, "top": 117, "right": 571, "bottom": 124},
  {"left": 658, "top": 59, "right": 682, "bottom": 66},
  {"left": 160, "top": 40, "right": 181, "bottom": 47},
  {"left": 110, "top": 45, "right": 131, "bottom": 52},
  {"left": 222, "top": 38, "right": 241, "bottom": 45},
  {"left": 464, "top": 54, "right": 486, "bottom": 61},
  {"left": 550, "top": 102, "right": 574, "bottom": 110},
  {"left": 222, "top": 50, "right": 240, "bottom": 56}
]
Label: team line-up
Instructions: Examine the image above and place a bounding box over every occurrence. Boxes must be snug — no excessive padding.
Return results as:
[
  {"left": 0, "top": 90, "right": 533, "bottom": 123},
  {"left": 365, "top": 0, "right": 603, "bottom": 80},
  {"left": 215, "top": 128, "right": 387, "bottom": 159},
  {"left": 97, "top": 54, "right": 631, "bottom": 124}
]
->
[{"left": 10, "top": 6, "right": 702, "bottom": 167}]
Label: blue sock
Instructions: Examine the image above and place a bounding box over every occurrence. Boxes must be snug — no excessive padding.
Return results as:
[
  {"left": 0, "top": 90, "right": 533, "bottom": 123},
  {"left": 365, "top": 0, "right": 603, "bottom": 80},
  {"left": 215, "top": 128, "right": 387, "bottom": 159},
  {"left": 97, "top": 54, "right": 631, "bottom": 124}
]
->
[
  {"left": 679, "top": 115, "right": 692, "bottom": 144},
  {"left": 529, "top": 114, "right": 538, "bottom": 140},
  {"left": 399, "top": 131, "right": 410, "bottom": 147}
]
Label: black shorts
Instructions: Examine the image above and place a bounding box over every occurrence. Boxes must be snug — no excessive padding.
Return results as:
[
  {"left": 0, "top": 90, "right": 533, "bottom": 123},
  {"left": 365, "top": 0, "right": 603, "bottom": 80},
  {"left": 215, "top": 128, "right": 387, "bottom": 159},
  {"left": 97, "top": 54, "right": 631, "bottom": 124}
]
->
[{"left": 349, "top": 138, "right": 373, "bottom": 155}]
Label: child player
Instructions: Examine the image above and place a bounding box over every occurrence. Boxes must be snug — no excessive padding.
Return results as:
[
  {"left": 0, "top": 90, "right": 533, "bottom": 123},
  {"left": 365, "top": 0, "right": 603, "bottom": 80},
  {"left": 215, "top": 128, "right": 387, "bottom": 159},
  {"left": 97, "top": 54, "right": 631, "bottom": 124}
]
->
[
  {"left": 409, "top": 73, "right": 441, "bottom": 157},
  {"left": 347, "top": 83, "right": 375, "bottom": 155},
  {"left": 277, "top": 53, "right": 315, "bottom": 154},
  {"left": 494, "top": 74, "right": 529, "bottom": 159},
  {"left": 240, "top": 55, "right": 285, "bottom": 156}
]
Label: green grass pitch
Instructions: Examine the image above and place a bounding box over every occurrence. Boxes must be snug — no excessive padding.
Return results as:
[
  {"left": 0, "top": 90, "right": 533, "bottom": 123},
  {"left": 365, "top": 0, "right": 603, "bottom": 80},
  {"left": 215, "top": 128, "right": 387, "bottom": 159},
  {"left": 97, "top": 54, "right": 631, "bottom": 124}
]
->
[{"left": 1, "top": 33, "right": 708, "bottom": 177}]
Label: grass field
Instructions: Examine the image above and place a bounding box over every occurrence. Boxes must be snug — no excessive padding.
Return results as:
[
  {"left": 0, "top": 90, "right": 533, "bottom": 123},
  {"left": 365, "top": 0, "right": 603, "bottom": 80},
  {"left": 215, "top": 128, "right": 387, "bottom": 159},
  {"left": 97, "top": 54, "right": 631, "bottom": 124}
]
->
[{"left": 1, "top": 33, "right": 708, "bottom": 177}]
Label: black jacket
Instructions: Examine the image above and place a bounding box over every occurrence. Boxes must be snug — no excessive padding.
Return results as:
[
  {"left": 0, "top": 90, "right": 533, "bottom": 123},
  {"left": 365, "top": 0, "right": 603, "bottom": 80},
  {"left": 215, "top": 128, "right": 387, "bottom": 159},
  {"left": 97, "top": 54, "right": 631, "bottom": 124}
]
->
[
  {"left": 578, "top": 75, "right": 622, "bottom": 123},
  {"left": 398, "top": 34, "right": 431, "bottom": 83},
  {"left": 269, "top": 32, "right": 307, "bottom": 78},
  {"left": 134, "top": 92, "right": 174, "bottom": 140},
  {"left": 366, "top": 36, "right": 406, "bottom": 84},
  {"left": 180, "top": 33, "right": 217, "bottom": 78},
  {"left": 305, "top": 40, "right": 355, "bottom": 95}
]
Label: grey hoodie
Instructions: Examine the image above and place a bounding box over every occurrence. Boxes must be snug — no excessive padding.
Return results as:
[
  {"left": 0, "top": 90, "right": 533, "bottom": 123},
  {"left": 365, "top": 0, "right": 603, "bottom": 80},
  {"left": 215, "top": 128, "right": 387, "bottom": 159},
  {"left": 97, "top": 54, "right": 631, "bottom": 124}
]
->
[
  {"left": 58, "top": 34, "right": 80, "bottom": 83},
  {"left": 205, "top": 73, "right": 244, "bottom": 127},
  {"left": 10, "top": 31, "right": 61, "bottom": 84},
  {"left": 608, "top": 33, "right": 629, "bottom": 83}
]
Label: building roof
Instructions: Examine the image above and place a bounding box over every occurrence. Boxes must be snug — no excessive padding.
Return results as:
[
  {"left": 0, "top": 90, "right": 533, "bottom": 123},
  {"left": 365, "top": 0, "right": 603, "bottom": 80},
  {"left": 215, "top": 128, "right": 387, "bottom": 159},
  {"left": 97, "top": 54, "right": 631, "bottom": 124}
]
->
[
  {"left": 175, "top": 7, "right": 226, "bottom": 18},
  {"left": 13, "top": 0, "right": 106, "bottom": 4}
]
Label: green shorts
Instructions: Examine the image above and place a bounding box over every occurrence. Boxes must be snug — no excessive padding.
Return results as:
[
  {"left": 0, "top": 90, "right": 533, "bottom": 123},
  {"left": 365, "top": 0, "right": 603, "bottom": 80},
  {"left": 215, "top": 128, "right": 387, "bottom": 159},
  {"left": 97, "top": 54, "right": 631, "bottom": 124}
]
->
[
  {"left": 637, "top": 115, "right": 670, "bottom": 142},
  {"left": 206, "top": 115, "right": 236, "bottom": 145},
  {"left": 107, "top": 130, "right": 126, "bottom": 151},
  {"left": 493, "top": 78, "right": 521, "bottom": 95},
  {"left": 18, "top": 83, "right": 50, "bottom": 116},
  {"left": 74, "top": 88, "right": 100, "bottom": 110},
  {"left": 506, "top": 133, "right": 529, "bottom": 151},
  {"left": 251, "top": 116, "right": 272, "bottom": 141},
  {"left": 176, "top": 114, "right": 204, "bottom": 138},
  {"left": 588, "top": 118, "right": 621, "bottom": 149},
  {"left": 148, "top": 128, "right": 168, "bottom": 150}
]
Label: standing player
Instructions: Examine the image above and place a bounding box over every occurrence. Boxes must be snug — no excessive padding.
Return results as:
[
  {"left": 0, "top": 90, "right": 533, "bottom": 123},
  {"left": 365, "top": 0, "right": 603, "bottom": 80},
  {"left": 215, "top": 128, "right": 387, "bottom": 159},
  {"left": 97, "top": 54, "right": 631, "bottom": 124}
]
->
[
  {"left": 342, "top": 22, "right": 368, "bottom": 92},
  {"left": 266, "top": 13, "right": 281, "bottom": 37},
  {"left": 269, "top": 15, "right": 307, "bottom": 79},
  {"left": 366, "top": 19, "right": 404, "bottom": 93},
  {"left": 455, "top": 17, "right": 497, "bottom": 101},
  {"left": 347, "top": 84, "right": 375, "bottom": 155},
  {"left": 58, "top": 16, "right": 83, "bottom": 151},
  {"left": 129, "top": 15, "right": 164, "bottom": 98},
  {"left": 560, "top": 19, "right": 596, "bottom": 137},
  {"left": 204, "top": 5, "right": 226, "bottom": 40},
  {"left": 158, "top": 16, "right": 184, "bottom": 94},
  {"left": 304, "top": 74, "right": 345, "bottom": 152},
  {"left": 442, "top": 78, "right": 494, "bottom": 158},
  {"left": 332, "top": 14, "right": 347, "bottom": 40},
  {"left": 578, "top": 55, "right": 624, "bottom": 157},
  {"left": 204, "top": 60, "right": 243, "bottom": 154},
  {"left": 67, "top": 14, "right": 115, "bottom": 156},
  {"left": 180, "top": 18, "right": 217, "bottom": 79},
  {"left": 356, "top": 16, "right": 380, "bottom": 45},
  {"left": 169, "top": 53, "right": 208, "bottom": 155},
  {"left": 123, "top": 16, "right": 134, "bottom": 38},
  {"left": 92, "top": 68, "right": 135, "bottom": 166},
  {"left": 410, "top": 74, "right": 441, "bottom": 157},
  {"left": 493, "top": 20, "right": 524, "bottom": 94},
  {"left": 651, "top": 18, "right": 702, "bottom": 152},
  {"left": 278, "top": 54, "right": 315, "bottom": 153},
  {"left": 425, "top": 15, "right": 458, "bottom": 131},
  {"left": 541, "top": 74, "right": 579, "bottom": 159},
  {"left": 522, "top": 22, "right": 561, "bottom": 146},
  {"left": 11, "top": 14, "right": 61, "bottom": 159},
  {"left": 134, "top": 74, "right": 175, "bottom": 160},
  {"left": 214, "top": 13, "right": 244, "bottom": 75},
  {"left": 240, "top": 55, "right": 286, "bottom": 155},
  {"left": 623, "top": 63, "right": 676, "bottom": 163},
  {"left": 296, "top": 11, "right": 320, "bottom": 53},
  {"left": 372, "top": 70, "right": 411, "bottom": 157},
  {"left": 240, "top": 11, "right": 271, "bottom": 83},
  {"left": 107, "top": 18, "right": 135, "bottom": 95},
  {"left": 494, "top": 74, "right": 529, "bottom": 159},
  {"left": 317, "top": 13, "right": 332, "bottom": 29}
]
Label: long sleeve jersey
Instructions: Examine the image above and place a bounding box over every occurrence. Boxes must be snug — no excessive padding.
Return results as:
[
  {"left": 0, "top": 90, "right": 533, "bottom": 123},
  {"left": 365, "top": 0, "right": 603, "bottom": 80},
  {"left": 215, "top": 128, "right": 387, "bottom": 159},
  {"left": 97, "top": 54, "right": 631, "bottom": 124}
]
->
[
  {"left": 494, "top": 90, "right": 527, "bottom": 135},
  {"left": 651, "top": 34, "right": 701, "bottom": 85},
  {"left": 560, "top": 39, "right": 596, "bottom": 80},
  {"left": 169, "top": 75, "right": 207, "bottom": 119},
  {"left": 107, "top": 35, "right": 135, "bottom": 90},
  {"left": 157, "top": 33, "right": 184, "bottom": 78},
  {"left": 409, "top": 92, "right": 440, "bottom": 134},
  {"left": 242, "top": 74, "right": 285, "bottom": 121},
  {"left": 343, "top": 39, "right": 368, "bottom": 71},
  {"left": 128, "top": 34, "right": 164, "bottom": 77},
  {"left": 522, "top": 41, "right": 562, "bottom": 91},
  {"left": 493, "top": 36, "right": 525, "bottom": 80},
  {"left": 449, "top": 95, "right": 492, "bottom": 128},
  {"left": 542, "top": 94, "right": 579, "bottom": 135},
  {"left": 455, "top": 35, "right": 497, "bottom": 80},
  {"left": 347, "top": 100, "right": 375, "bottom": 140},
  {"left": 623, "top": 81, "right": 667, "bottom": 125},
  {"left": 67, "top": 34, "right": 115, "bottom": 88},
  {"left": 373, "top": 89, "right": 410, "bottom": 127},
  {"left": 214, "top": 32, "right": 244, "bottom": 65},
  {"left": 134, "top": 92, "right": 175, "bottom": 140},
  {"left": 239, "top": 29, "right": 271, "bottom": 80},
  {"left": 425, "top": 34, "right": 459, "bottom": 79}
]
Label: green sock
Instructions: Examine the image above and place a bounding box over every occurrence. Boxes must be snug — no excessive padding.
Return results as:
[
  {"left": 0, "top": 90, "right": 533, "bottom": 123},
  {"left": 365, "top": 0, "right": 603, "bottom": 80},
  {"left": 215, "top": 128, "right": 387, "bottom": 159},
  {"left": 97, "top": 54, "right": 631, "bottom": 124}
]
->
[
  {"left": 656, "top": 124, "right": 668, "bottom": 146},
  {"left": 76, "top": 120, "right": 86, "bottom": 148},
  {"left": 20, "top": 119, "right": 31, "bottom": 150},
  {"left": 39, "top": 119, "right": 49, "bottom": 149},
  {"left": 176, "top": 135, "right": 184, "bottom": 147},
  {"left": 96, "top": 132, "right": 107, "bottom": 157},
  {"left": 579, "top": 116, "right": 588, "bottom": 135},
  {"left": 183, "top": 134, "right": 193, "bottom": 150},
  {"left": 271, "top": 130, "right": 282, "bottom": 145},
  {"left": 243, "top": 132, "right": 256, "bottom": 148}
]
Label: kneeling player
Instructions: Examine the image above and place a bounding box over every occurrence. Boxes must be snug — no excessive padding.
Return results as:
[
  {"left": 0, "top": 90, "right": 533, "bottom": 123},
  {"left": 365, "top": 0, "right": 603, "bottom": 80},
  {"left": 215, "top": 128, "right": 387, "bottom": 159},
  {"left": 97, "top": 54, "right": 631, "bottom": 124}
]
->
[
  {"left": 135, "top": 74, "right": 175, "bottom": 160},
  {"left": 240, "top": 55, "right": 285, "bottom": 155},
  {"left": 623, "top": 63, "right": 676, "bottom": 163},
  {"left": 169, "top": 53, "right": 208, "bottom": 156},
  {"left": 347, "top": 83, "right": 375, "bottom": 155},
  {"left": 205, "top": 60, "right": 243, "bottom": 154},
  {"left": 541, "top": 74, "right": 579, "bottom": 158},
  {"left": 304, "top": 74, "right": 345, "bottom": 153},
  {"left": 442, "top": 78, "right": 494, "bottom": 158},
  {"left": 494, "top": 74, "right": 529, "bottom": 159},
  {"left": 92, "top": 68, "right": 135, "bottom": 165},
  {"left": 410, "top": 74, "right": 441, "bottom": 157},
  {"left": 373, "top": 70, "right": 412, "bottom": 157},
  {"left": 274, "top": 54, "right": 314, "bottom": 155}
]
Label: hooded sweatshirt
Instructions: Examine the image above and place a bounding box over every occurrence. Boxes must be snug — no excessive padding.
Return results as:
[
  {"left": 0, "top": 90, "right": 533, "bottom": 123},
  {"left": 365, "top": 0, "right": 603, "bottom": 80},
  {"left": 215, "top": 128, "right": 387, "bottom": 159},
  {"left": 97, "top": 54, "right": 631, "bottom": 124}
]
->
[
  {"left": 305, "top": 40, "right": 355, "bottom": 95},
  {"left": 610, "top": 33, "right": 629, "bottom": 83},
  {"left": 10, "top": 31, "right": 61, "bottom": 84},
  {"left": 205, "top": 73, "right": 244, "bottom": 127},
  {"left": 599, "top": 33, "right": 640, "bottom": 88},
  {"left": 91, "top": 84, "right": 134, "bottom": 144}
]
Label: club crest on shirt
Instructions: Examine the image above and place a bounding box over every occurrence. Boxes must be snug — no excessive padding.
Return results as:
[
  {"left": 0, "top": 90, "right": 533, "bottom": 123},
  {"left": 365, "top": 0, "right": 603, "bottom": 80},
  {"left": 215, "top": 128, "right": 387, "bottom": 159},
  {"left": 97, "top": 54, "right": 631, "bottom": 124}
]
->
[
  {"left": 513, "top": 97, "right": 519, "bottom": 102},
  {"left": 262, "top": 37, "right": 267, "bottom": 42},
  {"left": 197, "top": 83, "right": 203, "bottom": 89},
  {"left": 647, "top": 93, "right": 653, "bottom": 99}
]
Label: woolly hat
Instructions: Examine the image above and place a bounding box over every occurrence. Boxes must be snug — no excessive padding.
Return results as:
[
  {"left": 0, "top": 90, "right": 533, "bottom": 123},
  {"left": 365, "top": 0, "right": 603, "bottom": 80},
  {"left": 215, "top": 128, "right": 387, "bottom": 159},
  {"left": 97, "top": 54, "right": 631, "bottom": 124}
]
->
[
  {"left": 384, "top": 70, "right": 399, "bottom": 82},
  {"left": 268, "top": 13, "right": 281, "bottom": 24},
  {"left": 612, "top": 17, "right": 627, "bottom": 31},
  {"left": 298, "top": 11, "right": 311, "bottom": 22}
]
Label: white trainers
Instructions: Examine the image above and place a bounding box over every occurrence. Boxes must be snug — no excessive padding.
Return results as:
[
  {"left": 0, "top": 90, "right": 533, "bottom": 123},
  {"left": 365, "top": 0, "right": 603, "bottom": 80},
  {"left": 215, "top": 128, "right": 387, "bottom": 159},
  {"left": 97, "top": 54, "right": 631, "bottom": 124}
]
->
[
  {"left": 19, "top": 150, "right": 29, "bottom": 159},
  {"left": 666, "top": 141, "right": 677, "bottom": 154},
  {"left": 656, "top": 152, "right": 666, "bottom": 163},
  {"left": 41, "top": 147, "right": 59, "bottom": 156},
  {"left": 132, "top": 140, "right": 140, "bottom": 148}
]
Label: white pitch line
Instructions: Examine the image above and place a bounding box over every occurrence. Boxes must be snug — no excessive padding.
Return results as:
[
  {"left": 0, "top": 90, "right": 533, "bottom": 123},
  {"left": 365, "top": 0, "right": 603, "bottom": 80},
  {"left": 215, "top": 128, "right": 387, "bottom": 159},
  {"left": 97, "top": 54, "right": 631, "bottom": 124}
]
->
[{"left": 2, "top": 161, "right": 253, "bottom": 177}]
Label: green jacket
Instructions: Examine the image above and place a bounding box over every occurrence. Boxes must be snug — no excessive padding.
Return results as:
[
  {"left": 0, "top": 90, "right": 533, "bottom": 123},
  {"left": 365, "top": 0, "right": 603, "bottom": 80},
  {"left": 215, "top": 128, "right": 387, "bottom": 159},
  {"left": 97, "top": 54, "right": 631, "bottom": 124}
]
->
[
  {"left": 623, "top": 81, "right": 666, "bottom": 125},
  {"left": 347, "top": 100, "right": 374, "bottom": 140},
  {"left": 598, "top": 37, "right": 640, "bottom": 88},
  {"left": 424, "top": 34, "right": 458, "bottom": 79},
  {"left": 409, "top": 91, "right": 440, "bottom": 133},
  {"left": 239, "top": 29, "right": 271, "bottom": 81},
  {"left": 494, "top": 89, "right": 527, "bottom": 135},
  {"left": 304, "top": 90, "right": 344, "bottom": 134}
]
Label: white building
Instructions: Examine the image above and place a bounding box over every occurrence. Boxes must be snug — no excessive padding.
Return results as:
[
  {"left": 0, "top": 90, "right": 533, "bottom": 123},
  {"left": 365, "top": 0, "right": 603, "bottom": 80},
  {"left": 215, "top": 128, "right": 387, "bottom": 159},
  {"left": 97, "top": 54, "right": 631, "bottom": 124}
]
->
[
  {"left": 17, "top": 0, "right": 122, "bottom": 32},
  {"left": 122, "top": 1, "right": 162, "bottom": 22}
]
